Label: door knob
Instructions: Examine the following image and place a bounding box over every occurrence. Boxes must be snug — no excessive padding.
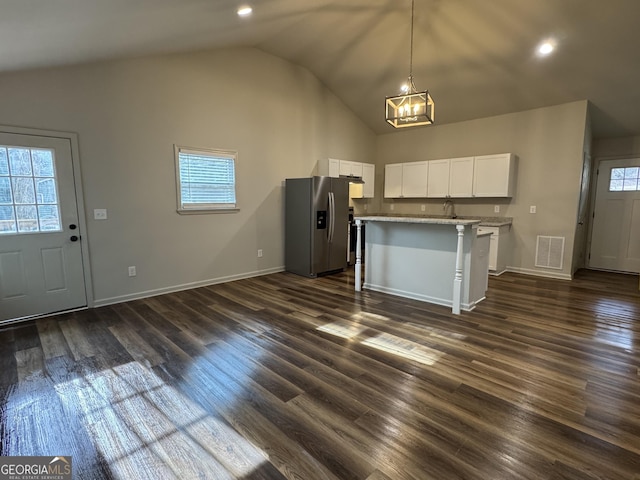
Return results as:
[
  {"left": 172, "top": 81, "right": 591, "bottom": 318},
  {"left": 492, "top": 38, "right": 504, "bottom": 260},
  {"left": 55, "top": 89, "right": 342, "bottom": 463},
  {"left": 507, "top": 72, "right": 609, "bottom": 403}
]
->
[
  {"left": 69, "top": 224, "right": 77, "bottom": 230},
  {"left": 70, "top": 235, "right": 79, "bottom": 242}
]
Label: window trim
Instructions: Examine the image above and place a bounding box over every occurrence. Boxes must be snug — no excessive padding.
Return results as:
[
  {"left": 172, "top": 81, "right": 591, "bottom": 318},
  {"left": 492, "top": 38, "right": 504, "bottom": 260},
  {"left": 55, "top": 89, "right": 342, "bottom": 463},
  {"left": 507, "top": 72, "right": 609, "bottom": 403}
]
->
[{"left": 174, "top": 145, "right": 239, "bottom": 215}]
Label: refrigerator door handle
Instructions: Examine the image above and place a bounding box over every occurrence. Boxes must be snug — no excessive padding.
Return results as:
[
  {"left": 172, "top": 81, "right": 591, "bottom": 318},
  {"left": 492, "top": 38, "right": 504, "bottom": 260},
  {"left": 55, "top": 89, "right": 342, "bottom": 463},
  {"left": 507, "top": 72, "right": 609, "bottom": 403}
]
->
[
  {"left": 328, "top": 192, "right": 336, "bottom": 243},
  {"left": 331, "top": 191, "right": 336, "bottom": 243}
]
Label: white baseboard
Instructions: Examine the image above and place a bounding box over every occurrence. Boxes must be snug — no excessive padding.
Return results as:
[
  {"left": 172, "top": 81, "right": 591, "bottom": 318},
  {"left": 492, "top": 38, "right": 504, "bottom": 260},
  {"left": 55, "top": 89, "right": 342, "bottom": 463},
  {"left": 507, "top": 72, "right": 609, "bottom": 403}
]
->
[
  {"left": 505, "top": 266, "right": 572, "bottom": 281},
  {"left": 93, "top": 266, "right": 285, "bottom": 308},
  {"left": 363, "top": 283, "right": 478, "bottom": 312}
]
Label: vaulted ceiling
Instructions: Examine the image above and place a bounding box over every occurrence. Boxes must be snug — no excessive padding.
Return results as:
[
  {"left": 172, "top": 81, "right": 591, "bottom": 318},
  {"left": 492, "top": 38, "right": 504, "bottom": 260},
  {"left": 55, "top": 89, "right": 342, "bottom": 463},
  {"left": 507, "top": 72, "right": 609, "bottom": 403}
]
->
[{"left": 2, "top": 0, "right": 639, "bottom": 138}]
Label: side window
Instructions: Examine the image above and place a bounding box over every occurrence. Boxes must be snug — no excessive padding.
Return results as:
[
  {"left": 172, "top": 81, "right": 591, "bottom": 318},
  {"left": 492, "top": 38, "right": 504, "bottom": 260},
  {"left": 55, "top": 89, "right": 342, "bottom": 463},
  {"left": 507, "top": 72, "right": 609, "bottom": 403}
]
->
[
  {"left": 609, "top": 167, "right": 640, "bottom": 192},
  {"left": 0, "top": 146, "right": 61, "bottom": 234},
  {"left": 174, "top": 146, "right": 238, "bottom": 213}
]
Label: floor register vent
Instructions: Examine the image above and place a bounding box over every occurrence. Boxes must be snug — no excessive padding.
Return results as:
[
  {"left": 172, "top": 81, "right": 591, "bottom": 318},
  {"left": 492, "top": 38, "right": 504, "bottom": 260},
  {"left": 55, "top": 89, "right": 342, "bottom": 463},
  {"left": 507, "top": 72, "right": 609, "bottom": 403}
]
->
[{"left": 535, "top": 236, "right": 565, "bottom": 269}]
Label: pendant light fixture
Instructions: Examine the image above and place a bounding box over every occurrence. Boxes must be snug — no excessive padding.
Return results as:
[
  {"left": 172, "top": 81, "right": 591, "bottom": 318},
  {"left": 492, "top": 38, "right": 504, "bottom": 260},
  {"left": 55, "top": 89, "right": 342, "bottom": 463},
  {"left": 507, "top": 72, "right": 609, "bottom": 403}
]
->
[{"left": 385, "top": 0, "right": 435, "bottom": 128}]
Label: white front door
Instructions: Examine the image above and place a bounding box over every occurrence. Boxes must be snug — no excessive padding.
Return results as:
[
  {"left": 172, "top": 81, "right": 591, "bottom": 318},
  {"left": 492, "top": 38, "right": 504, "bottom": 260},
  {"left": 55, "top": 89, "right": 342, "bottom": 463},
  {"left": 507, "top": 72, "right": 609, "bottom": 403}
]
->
[
  {"left": 589, "top": 158, "right": 640, "bottom": 273},
  {"left": 0, "top": 132, "right": 87, "bottom": 323}
]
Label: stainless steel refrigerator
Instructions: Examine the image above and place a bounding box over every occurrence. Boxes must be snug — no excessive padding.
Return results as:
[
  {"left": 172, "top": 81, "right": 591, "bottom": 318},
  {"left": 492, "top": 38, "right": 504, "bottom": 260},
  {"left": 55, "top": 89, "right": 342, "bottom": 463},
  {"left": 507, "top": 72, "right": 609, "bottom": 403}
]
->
[{"left": 285, "top": 176, "right": 349, "bottom": 277}]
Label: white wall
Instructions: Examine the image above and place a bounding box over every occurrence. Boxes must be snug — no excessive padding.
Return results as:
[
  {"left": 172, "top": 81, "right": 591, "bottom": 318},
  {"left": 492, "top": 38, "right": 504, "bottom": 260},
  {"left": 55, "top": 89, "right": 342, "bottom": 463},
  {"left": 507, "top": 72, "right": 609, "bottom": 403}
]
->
[
  {"left": 371, "top": 101, "right": 589, "bottom": 278},
  {"left": 593, "top": 135, "right": 640, "bottom": 159},
  {"left": 0, "top": 47, "right": 375, "bottom": 304}
]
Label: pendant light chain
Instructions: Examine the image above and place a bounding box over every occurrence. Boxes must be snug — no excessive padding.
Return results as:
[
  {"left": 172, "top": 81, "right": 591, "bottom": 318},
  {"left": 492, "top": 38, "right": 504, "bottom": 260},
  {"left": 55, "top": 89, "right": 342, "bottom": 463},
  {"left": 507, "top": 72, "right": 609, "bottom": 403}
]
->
[
  {"left": 384, "top": 0, "right": 434, "bottom": 128},
  {"left": 408, "top": 0, "right": 415, "bottom": 92}
]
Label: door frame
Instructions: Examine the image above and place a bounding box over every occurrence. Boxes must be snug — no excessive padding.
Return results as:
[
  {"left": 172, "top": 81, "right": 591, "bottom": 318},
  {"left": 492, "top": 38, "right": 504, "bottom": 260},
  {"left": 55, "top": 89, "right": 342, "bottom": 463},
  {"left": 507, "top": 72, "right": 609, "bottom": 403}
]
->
[
  {"left": 1, "top": 124, "right": 94, "bottom": 315},
  {"left": 586, "top": 154, "right": 640, "bottom": 273}
]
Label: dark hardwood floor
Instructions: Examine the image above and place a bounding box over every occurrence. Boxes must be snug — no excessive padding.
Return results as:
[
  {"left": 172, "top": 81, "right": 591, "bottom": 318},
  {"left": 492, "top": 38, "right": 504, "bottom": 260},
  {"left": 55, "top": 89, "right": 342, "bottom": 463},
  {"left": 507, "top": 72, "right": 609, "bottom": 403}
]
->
[{"left": 1, "top": 268, "right": 639, "bottom": 479}]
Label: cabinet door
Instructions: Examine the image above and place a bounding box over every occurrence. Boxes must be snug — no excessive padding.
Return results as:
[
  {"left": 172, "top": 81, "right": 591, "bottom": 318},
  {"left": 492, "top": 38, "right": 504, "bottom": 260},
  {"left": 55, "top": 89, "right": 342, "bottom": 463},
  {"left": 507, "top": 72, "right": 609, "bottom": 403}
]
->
[
  {"left": 473, "top": 154, "right": 516, "bottom": 197},
  {"left": 339, "top": 160, "right": 352, "bottom": 176},
  {"left": 350, "top": 162, "right": 363, "bottom": 178},
  {"left": 449, "top": 157, "right": 474, "bottom": 197},
  {"left": 384, "top": 163, "right": 403, "bottom": 198},
  {"left": 402, "top": 162, "right": 429, "bottom": 197},
  {"left": 328, "top": 158, "right": 340, "bottom": 178},
  {"left": 427, "top": 159, "right": 450, "bottom": 197},
  {"left": 478, "top": 227, "right": 499, "bottom": 270},
  {"left": 362, "top": 163, "right": 375, "bottom": 198}
]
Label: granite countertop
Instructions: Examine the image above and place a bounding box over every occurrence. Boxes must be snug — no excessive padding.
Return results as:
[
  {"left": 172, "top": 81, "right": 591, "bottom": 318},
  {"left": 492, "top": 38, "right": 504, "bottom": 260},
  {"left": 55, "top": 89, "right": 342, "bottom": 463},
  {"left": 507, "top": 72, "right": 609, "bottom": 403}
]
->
[
  {"left": 355, "top": 215, "right": 481, "bottom": 226},
  {"left": 474, "top": 217, "right": 513, "bottom": 227},
  {"left": 354, "top": 214, "right": 513, "bottom": 227}
]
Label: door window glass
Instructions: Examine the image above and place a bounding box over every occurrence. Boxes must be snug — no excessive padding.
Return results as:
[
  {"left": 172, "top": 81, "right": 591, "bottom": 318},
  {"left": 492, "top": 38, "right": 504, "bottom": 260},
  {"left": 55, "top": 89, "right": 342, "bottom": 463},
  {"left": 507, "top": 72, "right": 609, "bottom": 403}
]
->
[
  {"left": 610, "top": 166, "right": 640, "bottom": 191},
  {"left": 0, "top": 146, "right": 61, "bottom": 234}
]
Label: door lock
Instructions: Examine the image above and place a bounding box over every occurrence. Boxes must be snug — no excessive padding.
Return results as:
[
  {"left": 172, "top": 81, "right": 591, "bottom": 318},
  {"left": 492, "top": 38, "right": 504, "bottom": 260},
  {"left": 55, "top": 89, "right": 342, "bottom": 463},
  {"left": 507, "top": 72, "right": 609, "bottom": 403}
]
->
[{"left": 70, "top": 235, "right": 79, "bottom": 242}]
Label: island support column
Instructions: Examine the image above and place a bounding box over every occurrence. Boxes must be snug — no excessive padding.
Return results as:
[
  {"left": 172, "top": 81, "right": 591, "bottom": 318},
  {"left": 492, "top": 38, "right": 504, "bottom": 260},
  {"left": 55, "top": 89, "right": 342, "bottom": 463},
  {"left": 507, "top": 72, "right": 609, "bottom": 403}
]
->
[
  {"left": 355, "top": 219, "right": 362, "bottom": 291},
  {"left": 452, "top": 224, "right": 465, "bottom": 315}
]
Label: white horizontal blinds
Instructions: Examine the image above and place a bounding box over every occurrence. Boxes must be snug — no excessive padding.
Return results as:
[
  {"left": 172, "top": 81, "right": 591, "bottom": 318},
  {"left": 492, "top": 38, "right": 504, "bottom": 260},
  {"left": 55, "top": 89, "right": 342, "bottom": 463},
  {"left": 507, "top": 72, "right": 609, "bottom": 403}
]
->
[
  {"left": 0, "top": 145, "right": 61, "bottom": 234},
  {"left": 178, "top": 148, "right": 236, "bottom": 210}
]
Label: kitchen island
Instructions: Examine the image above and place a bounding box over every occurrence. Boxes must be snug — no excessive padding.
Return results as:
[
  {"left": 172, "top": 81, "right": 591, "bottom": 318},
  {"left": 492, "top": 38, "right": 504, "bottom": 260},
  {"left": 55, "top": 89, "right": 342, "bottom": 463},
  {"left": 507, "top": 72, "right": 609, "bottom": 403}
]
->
[{"left": 354, "top": 215, "right": 491, "bottom": 314}]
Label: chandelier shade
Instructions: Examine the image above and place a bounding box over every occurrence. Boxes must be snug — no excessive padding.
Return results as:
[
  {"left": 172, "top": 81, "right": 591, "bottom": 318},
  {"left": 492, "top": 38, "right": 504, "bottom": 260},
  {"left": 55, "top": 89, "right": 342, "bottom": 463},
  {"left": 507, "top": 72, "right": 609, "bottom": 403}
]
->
[{"left": 385, "top": 0, "right": 435, "bottom": 128}]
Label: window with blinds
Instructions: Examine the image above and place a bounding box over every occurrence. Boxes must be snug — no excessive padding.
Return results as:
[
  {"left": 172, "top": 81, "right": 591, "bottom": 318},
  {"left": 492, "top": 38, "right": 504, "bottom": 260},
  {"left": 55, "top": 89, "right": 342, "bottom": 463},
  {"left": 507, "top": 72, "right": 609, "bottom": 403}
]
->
[{"left": 175, "top": 146, "right": 238, "bottom": 213}]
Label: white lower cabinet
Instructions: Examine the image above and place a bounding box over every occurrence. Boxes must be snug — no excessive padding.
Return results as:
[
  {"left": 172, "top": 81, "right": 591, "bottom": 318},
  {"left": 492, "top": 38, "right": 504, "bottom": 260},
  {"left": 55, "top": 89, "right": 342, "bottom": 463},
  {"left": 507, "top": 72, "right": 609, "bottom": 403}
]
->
[{"left": 476, "top": 224, "right": 511, "bottom": 275}]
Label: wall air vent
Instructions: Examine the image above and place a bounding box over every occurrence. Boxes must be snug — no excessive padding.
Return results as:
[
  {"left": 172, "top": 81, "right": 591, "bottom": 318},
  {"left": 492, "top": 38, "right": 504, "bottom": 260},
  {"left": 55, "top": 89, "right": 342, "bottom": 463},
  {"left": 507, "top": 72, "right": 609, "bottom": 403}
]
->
[{"left": 535, "top": 236, "right": 565, "bottom": 269}]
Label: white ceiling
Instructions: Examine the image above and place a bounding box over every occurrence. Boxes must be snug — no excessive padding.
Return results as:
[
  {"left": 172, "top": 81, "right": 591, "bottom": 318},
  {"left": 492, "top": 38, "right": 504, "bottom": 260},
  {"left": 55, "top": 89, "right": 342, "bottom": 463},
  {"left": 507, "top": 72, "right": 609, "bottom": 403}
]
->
[{"left": 2, "top": 0, "right": 640, "bottom": 138}]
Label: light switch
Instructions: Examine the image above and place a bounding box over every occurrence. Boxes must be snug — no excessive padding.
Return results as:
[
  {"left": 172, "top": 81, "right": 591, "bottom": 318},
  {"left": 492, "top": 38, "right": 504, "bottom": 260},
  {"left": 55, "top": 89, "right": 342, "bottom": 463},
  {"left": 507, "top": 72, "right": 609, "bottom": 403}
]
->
[
  {"left": 94, "top": 209, "right": 108, "bottom": 220},
  {"left": 529, "top": 205, "right": 537, "bottom": 214}
]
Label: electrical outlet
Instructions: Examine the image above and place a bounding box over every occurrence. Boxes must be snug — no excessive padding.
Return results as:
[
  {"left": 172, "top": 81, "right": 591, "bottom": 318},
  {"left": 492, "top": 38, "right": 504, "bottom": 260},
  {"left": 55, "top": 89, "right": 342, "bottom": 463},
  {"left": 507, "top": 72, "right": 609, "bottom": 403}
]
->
[
  {"left": 530, "top": 205, "right": 537, "bottom": 214},
  {"left": 390, "top": 204, "right": 395, "bottom": 211},
  {"left": 364, "top": 204, "right": 368, "bottom": 210},
  {"left": 494, "top": 205, "right": 500, "bottom": 213},
  {"left": 94, "top": 208, "right": 107, "bottom": 220},
  {"left": 257, "top": 249, "right": 263, "bottom": 258},
  {"left": 421, "top": 204, "right": 426, "bottom": 212},
  {"left": 128, "top": 266, "right": 136, "bottom": 277}
]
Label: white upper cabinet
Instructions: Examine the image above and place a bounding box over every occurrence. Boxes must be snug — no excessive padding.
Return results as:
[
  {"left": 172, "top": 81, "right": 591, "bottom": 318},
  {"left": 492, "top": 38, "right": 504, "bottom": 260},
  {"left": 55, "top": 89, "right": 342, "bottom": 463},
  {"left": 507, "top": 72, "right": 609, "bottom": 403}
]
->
[
  {"left": 339, "top": 160, "right": 363, "bottom": 178},
  {"left": 350, "top": 162, "right": 375, "bottom": 199},
  {"left": 328, "top": 158, "right": 340, "bottom": 178},
  {"left": 384, "top": 162, "right": 428, "bottom": 198},
  {"left": 384, "top": 163, "right": 404, "bottom": 198},
  {"left": 384, "top": 153, "right": 517, "bottom": 199},
  {"left": 321, "top": 158, "right": 375, "bottom": 198},
  {"left": 473, "top": 153, "right": 517, "bottom": 197},
  {"left": 449, "top": 157, "right": 474, "bottom": 197},
  {"left": 427, "top": 159, "right": 450, "bottom": 198},
  {"left": 361, "top": 163, "right": 375, "bottom": 198},
  {"left": 402, "top": 162, "right": 429, "bottom": 197}
]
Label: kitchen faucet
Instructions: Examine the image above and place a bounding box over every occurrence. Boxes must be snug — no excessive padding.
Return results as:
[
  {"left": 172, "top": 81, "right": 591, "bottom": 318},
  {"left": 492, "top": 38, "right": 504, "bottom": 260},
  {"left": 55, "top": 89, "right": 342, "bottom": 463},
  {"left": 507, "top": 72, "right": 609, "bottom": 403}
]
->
[{"left": 443, "top": 198, "right": 456, "bottom": 218}]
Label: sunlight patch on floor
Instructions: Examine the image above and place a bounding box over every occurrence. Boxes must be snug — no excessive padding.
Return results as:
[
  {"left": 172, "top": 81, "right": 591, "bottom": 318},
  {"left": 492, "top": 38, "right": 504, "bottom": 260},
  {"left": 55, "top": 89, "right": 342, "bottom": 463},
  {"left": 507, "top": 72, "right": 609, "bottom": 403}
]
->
[
  {"left": 361, "top": 332, "right": 444, "bottom": 366},
  {"left": 316, "top": 319, "right": 445, "bottom": 366},
  {"left": 317, "top": 320, "right": 369, "bottom": 339},
  {"left": 50, "top": 360, "right": 271, "bottom": 479}
]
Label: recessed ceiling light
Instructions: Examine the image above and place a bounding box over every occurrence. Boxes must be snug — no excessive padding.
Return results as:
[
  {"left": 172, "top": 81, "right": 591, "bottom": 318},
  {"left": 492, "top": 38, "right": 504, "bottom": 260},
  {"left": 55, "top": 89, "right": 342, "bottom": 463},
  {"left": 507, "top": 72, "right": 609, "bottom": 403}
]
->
[
  {"left": 237, "top": 6, "right": 253, "bottom": 16},
  {"left": 537, "top": 40, "right": 556, "bottom": 56}
]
